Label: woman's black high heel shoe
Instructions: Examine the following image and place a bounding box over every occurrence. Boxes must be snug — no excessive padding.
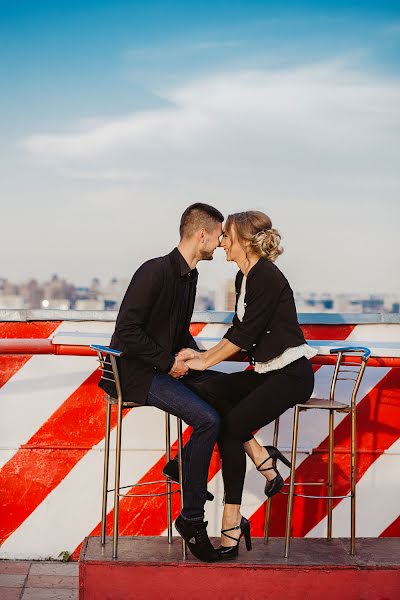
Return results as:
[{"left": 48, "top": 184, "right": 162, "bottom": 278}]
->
[
  {"left": 218, "top": 516, "right": 252, "bottom": 560},
  {"left": 257, "top": 445, "right": 291, "bottom": 498}
]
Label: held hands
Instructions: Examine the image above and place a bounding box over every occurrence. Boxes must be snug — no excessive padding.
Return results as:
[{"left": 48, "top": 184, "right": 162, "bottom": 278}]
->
[
  {"left": 185, "top": 356, "right": 207, "bottom": 371},
  {"left": 168, "top": 358, "right": 190, "bottom": 379},
  {"left": 175, "top": 348, "right": 199, "bottom": 361},
  {"left": 171, "top": 339, "right": 235, "bottom": 377},
  {"left": 172, "top": 348, "right": 207, "bottom": 373}
]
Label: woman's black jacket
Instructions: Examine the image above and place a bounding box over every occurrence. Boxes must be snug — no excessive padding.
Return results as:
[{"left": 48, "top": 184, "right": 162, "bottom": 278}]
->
[{"left": 224, "top": 257, "right": 305, "bottom": 363}]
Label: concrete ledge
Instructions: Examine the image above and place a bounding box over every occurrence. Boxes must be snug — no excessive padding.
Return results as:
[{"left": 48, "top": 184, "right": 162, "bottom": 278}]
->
[
  {"left": 79, "top": 537, "right": 400, "bottom": 600},
  {"left": 1, "top": 309, "right": 400, "bottom": 324}
]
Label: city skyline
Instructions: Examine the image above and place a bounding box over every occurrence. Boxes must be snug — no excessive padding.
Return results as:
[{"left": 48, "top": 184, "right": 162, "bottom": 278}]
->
[
  {"left": 1, "top": 271, "right": 399, "bottom": 315},
  {"left": 1, "top": 1, "right": 400, "bottom": 293},
  {"left": 2, "top": 268, "right": 400, "bottom": 297}
]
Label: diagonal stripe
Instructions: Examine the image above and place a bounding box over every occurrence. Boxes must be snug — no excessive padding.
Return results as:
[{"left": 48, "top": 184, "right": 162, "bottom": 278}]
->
[
  {"left": 300, "top": 325, "right": 355, "bottom": 341},
  {"left": 0, "top": 370, "right": 105, "bottom": 543},
  {"left": 0, "top": 404, "right": 170, "bottom": 559},
  {"left": 0, "top": 322, "right": 61, "bottom": 340},
  {"left": 248, "top": 366, "right": 400, "bottom": 537},
  {"left": 380, "top": 516, "right": 400, "bottom": 537},
  {"left": 0, "top": 356, "right": 30, "bottom": 390},
  {"left": 0, "top": 355, "right": 98, "bottom": 456},
  {"left": 306, "top": 438, "right": 400, "bottom": 538},
  {"left": 190, "top": 323, "right": 209, "bottom": 337}
]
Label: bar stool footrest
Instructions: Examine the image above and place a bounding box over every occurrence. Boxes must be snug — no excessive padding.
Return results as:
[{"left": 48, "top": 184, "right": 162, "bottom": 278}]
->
[
  {"left": 280, "top": 491, "right": 352, "bottom": 499},
  {"left": 108, "top": 480, "right": 181, "bottom": 493},
  {"left": 118, "top": 490, "right": 181, "bottom": 498}
]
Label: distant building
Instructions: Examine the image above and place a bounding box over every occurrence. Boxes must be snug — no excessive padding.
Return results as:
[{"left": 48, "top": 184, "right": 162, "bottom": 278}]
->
[
  {"left": 0, "top": 295, "right": 25, "bottom": 309},
  {"left": 74, "top": 299, "right": 104, "bottom": 311},
  {"left": 194, "top": 287, "right": 215, "bottom": 311}
]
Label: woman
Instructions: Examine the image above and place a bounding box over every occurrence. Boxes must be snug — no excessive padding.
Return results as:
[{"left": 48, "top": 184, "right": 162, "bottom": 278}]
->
[{"left": 179, "top": 211, "right": 316, "bottom": 558}]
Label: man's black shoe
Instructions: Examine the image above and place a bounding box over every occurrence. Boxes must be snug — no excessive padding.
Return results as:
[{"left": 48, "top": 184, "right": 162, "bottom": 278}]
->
[
  {"left": 175, "top": 514, "right": 219, "bottom": 562},
  {"left": 162, "top": 459, "right": 215, "bottom": 501}
]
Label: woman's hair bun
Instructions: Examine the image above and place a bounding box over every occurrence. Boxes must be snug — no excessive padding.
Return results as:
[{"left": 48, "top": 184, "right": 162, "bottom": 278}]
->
[
  {"left": 252, "top": 227, "right": 283, "bottom": 262},
  {"left": 225, "top": 211, "right": 283, "bottom": 261}
]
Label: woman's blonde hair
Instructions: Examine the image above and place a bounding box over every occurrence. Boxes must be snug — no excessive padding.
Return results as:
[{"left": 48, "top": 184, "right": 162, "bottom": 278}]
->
[{"left": 225, "top": 211, "right": 283, "bottom": 262}]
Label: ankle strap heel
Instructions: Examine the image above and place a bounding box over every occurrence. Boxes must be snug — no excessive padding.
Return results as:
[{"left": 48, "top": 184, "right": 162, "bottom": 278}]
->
[
  {"left": 256, "top": 446, "right": 290, "bottom": 499},
  {"left": 218, "top": 516, "right": 252, "bottom": 560}
]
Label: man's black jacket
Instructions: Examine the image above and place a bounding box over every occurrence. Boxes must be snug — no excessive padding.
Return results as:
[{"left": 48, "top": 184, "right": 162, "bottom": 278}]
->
[{"left": 99, "top": 248, "right": 199, "bottom": 404}]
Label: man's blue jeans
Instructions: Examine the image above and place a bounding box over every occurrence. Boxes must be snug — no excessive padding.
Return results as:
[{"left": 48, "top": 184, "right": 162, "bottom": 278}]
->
[{"left": 147, "top": 373, "right": 220, "bottom": 521}]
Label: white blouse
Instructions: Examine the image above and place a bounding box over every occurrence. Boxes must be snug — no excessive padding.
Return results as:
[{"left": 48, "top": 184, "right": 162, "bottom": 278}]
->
[{"left": 236, "top": 275, "right": 317, "bottom": 373}]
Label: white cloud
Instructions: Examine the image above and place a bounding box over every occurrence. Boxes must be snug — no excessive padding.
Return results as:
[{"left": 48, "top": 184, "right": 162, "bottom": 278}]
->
[
  {"left": 21, "top": 107, "right": 212, "bottom": 159},
  {"left": 21, "top": 60, "right": 400, "bottom": 181},
  {"left": 13, "top": 59, "right": 400, "bottom": 292}
]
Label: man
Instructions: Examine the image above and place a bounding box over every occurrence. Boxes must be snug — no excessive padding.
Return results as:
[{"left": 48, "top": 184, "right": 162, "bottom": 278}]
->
[{"left": 99, "top": 203, "right": 224, "bottom": 562}]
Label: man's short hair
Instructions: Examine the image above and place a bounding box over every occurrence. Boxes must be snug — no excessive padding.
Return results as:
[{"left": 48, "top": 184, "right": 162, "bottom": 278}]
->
[{"left": 179, "top": 203, "right": 224, "bottom": 239}]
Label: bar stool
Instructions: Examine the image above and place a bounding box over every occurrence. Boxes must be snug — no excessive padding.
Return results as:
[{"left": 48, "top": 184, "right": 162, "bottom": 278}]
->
[
  {"left": 263, "top": 346, "right": 371, "bottom": 557},
  {"left": 91, "top": 345, "right": 186, "bottom": 560}
]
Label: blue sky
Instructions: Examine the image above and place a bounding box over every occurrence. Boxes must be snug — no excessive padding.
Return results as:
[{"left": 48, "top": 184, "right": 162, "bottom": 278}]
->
[{"left": 1, "top": 1, "right": 400, "bottom": 294}]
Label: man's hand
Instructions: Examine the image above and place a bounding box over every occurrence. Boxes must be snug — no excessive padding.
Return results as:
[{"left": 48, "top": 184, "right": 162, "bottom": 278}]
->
[
  {"left": 176, "top": 348, "right": 199, "bottom": 361},
  {"left": 169, "top": 358, "right": 190, "bottom": 379},
  {"left": 185, "top": 356, "right": 207, "bottom": 371}
]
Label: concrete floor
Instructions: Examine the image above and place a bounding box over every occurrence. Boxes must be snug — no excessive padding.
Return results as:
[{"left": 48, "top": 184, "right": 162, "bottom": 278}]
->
[{"left": 0, "top": 561, "right": 78, "bottom": 600}]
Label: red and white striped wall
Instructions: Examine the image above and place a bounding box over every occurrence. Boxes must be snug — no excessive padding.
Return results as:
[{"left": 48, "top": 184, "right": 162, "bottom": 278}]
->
[{"left": 0, "top": 311, "right": 399, "bottom": 560}]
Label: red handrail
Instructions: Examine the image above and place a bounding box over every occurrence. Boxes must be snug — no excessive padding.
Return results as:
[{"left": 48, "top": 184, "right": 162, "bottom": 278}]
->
[{"left": 0, "top": 338, "right": 399, "bottom": 367}]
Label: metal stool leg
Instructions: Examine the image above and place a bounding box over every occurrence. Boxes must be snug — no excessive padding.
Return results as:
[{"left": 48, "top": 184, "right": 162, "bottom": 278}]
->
[
  {"left": 350, "top": 405, "right": 356, "bottom": 555},
  {"left": 165, "top": 412, "right": 173, "bottom": 543},
  {"left": 264, "top": 417, "right": 280, "bottom": 544},
  {"left": 284, "top": 405, "right": 300, "bottom": 558},
  {"left": 177, "top": 417, "right": 186, "bottom": 559},
  {"left": 112, "top": 398, "right": 123, "bottom": 559},
  {"left": 327, "top": 409, "right": 335, "bottom": 541},
  {"left": 101, "top": 401, "right": 112, "bottom": 546}
]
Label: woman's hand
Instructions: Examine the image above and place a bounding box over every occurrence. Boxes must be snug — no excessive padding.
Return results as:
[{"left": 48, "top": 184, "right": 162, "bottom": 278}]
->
[
  {"left": 177, "top": 339, "right": 240, "bottom": 371},
  {"left": 176, "top": 348, "right": 199, "bottom": 361},
  {"left": 185, "top": 356, "right": 207, "bottom": 371}
]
